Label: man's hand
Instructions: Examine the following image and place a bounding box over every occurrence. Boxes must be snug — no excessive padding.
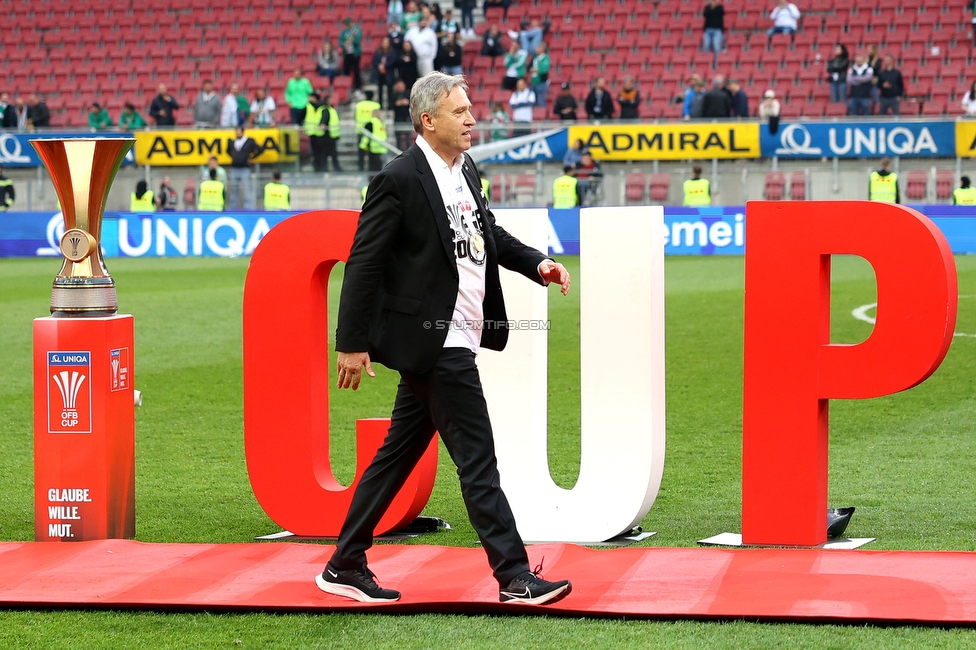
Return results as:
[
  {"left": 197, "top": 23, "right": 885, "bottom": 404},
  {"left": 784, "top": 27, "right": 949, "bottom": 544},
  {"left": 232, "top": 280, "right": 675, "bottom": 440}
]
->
[
  {"left": 539, "top": 260, "right": 571, "bottom": 296},
  {"left": 336, "top": 351, "right": 375, "bottom": 390}
]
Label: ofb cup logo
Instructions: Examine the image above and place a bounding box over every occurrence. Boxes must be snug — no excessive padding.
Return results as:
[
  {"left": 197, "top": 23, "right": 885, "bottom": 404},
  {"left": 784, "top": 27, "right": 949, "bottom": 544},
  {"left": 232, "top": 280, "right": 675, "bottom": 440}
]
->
[
  {"left": 109, "top": 348, "right": 129, "bottom": 392},
  {"left": 48, "top": 351, "right": 92, "bottom": 434}
]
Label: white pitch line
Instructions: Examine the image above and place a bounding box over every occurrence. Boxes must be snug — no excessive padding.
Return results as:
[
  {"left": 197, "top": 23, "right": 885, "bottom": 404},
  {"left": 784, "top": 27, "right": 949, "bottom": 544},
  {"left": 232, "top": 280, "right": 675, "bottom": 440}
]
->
[{"left": 852, "top": 302, "right": 976, "bottom": 338}]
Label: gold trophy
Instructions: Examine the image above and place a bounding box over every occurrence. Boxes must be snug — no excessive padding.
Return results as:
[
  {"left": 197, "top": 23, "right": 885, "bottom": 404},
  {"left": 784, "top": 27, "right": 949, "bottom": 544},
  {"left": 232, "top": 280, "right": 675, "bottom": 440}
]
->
[{"left": 30, "top": 138, "right": 135, "bottom": 317}]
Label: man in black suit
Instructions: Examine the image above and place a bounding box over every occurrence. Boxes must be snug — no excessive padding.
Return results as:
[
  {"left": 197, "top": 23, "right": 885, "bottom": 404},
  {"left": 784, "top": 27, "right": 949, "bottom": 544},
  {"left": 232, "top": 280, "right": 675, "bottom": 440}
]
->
[{"left": 316, "top": 72, "right": 573, "bottom": 606}]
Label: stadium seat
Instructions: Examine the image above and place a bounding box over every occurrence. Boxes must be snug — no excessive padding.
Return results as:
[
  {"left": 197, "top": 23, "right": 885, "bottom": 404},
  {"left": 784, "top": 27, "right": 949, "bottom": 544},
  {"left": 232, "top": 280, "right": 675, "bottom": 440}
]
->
[
  {"left": 625, "top": 172, "right": 647, "bottom": 203},
  {"left": 764, "top": 172, "right": 786, "bottom": 200},
  {"left": 935, "top": 169, "right": 954, "bottom": 201},
  {"left": 649, "top": 173, "right": 671, "bottom": 202},
  {"left": 790, "top": 171, "right": 807, "bottom": 200},
  {"left": 906, "top": 170, "right": 929, "bottom": 201}
]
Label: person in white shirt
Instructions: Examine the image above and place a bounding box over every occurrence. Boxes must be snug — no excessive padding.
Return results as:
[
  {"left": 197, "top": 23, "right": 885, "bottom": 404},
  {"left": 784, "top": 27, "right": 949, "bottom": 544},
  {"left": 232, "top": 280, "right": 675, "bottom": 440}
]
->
[
  {"left": 405, "top": 18, "right": 439, "bottom": 77},
  {"left": 249, "top": 88, "right": 277, "bottom": 126},
  {"left": 767, "top": 0, "right": 801, "bottom": 37},
  {"left": 508, "top": 78, "right": 536, "bottom": 137},
  {"left": 963, "top": 80, "right": 976, "bottom": 116},
  {"left": 220, "top": 84, "right": 241, "bottom": 127}
]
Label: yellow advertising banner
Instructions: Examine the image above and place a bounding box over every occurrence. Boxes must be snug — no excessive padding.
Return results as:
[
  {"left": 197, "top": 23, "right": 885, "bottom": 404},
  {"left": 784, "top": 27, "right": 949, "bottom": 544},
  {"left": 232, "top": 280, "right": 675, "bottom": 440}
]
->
[
  {"left": 567, "top": 123, "right": 761, "bottom": 161},
  {"left": 955, "top": 121, "right": 976, "bottom": 157},
  {"left": 134, "top": 128, "right": 300, "bottom": 166}
]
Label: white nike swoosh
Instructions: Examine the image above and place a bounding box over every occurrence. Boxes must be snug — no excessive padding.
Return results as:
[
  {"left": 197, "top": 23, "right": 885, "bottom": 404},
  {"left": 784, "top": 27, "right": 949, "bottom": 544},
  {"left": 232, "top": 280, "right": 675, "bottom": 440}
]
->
[
  {"left": 501, "top": 587, "right": 531, "bottom": 598},
  {"left": 327, "top": 569, "right": 338, "bottom": 578}
]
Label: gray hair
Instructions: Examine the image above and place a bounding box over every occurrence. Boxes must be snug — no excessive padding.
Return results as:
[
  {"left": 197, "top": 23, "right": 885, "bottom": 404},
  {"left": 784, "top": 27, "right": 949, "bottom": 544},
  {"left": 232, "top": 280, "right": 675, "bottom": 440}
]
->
[{"left": 409, "top": 72, "right": 468, "bottom": 134}]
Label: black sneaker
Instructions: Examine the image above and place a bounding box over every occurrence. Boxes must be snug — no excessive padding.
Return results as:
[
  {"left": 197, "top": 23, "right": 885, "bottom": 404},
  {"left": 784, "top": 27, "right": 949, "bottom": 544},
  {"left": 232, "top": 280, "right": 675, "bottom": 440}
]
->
[
  {"left": 499, "top": 562, "right": 572, "bottom": 605},
  {"left": 315, "top": 562, "right": 401, "bottom": 603}
]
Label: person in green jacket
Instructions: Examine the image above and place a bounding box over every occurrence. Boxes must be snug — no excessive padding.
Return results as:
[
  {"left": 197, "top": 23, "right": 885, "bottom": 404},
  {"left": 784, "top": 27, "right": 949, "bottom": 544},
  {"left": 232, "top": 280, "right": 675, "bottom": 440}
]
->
[
  {"left": 88, "top": 102, "right": 113, "bottom": 129},
  {"left": 339, "top": 17, "right": 363, "bottom": 90},
  {"left": 285, "top": 68, "right": 314, "bottom": 125},
  {"left": 530, "top": 42, "right": 550, "bottom": 108},
  {"left": 118, "top": 103, "right": 147, "bottom": 129}
]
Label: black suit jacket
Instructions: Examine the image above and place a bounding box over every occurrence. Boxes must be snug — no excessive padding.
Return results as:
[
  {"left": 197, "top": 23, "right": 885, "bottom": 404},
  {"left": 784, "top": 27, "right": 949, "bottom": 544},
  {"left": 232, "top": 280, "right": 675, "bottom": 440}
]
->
[{"left": 336, "top": 144, "right": 549, "bottom": 375}]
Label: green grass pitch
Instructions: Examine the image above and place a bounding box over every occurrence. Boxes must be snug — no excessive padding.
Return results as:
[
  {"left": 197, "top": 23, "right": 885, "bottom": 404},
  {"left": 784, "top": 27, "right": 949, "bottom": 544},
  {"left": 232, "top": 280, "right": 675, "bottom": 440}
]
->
[{"left": 2, "top": 254, "right": 976, "bottom": 648}]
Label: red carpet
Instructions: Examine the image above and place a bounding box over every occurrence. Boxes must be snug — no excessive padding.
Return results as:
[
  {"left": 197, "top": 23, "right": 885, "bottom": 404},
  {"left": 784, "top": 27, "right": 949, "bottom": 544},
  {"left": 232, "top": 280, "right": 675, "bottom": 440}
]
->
[{"left": 1, "top": 540, "right": 975, "bottom": 623}]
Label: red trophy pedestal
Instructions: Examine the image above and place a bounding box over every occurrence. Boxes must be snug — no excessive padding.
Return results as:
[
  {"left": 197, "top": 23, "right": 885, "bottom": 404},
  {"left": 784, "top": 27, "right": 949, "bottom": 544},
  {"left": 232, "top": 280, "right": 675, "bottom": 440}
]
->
[{"left": 33, "top": 315, "right": 135, "bottom": 542}]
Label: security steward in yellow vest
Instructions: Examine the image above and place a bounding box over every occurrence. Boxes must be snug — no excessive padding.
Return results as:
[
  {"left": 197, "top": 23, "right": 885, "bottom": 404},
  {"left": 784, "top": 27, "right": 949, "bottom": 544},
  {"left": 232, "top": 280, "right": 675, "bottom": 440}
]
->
[
  {"left": 264, "top": 171, "right": 290, "bottom": 210},
  {"left": 953, "top": 176, "right": 976, "bottom": 205},
  {"left": 354, "top": 90, "right": 381, "bottom": 171},
  {"left": 359, "top": 110, "right": 388, "bottom": 172},
  {"left": 323, "top": 92, "right": 342, "bottom": 172},
  {"left": 552, "top": 166, "right": 580, "bottom": 208},
  {"left": 0, "top": 164, "right": 14, "bottom": 211},
  {"left": 683, "top": 165, "right": 711, "bottom": 206},
  {"left": 130, "top": 180, "right": 155, "bottom": 212},
  {"left": 869, "top": 157, "right": 899, "bottom": 203},
  {"left": 198, "top": 168, "right": 226, "bottom": 211},
  {"left": 481, "top": 174, "right": 490, "bottom": 203},
  {"left": 304, "top": 92, "right": 330, "bottom": 173}
]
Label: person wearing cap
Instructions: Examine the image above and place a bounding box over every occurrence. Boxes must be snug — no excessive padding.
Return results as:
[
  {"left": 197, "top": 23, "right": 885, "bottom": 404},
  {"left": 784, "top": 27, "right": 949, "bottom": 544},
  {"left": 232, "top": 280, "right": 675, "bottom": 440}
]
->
[
  {"left": 264, "top": 171, "right": 291, "bottom": 210},
  {"left": 954, "top": 176, "right": 976, "bottom": 205},
  {"left": 869, "top": 157, "right": 899, "bottom": 203},
  {"left": 0, "top": 164, "right": 14, "bottom": 211},
  {"left": 88, "top": 102, "right": 114, "bottom": 130},
  {"left": 759, "top": 88, "right": 781, "bottom": 134},
  {"left": 553, "top": 82, "right": 578, "bottom": 120},
  {"left": 552, "top": 166, "right": 580, "bottom": 209},
  {"left": 339, "top": 17, "right": 363, "bottom": 90},
  {"left": 683, "top": 165, "right": 711, "bottom": 206}
]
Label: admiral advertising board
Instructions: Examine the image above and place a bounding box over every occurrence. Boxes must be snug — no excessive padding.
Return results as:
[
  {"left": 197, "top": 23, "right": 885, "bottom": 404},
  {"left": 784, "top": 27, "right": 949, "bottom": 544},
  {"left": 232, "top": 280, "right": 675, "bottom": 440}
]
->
[
  {"left": 567, "top": 123, "right": 760, "bottom": 161},
  {"left": 133, "top": 128, "right": 300, "bottom": 166}
]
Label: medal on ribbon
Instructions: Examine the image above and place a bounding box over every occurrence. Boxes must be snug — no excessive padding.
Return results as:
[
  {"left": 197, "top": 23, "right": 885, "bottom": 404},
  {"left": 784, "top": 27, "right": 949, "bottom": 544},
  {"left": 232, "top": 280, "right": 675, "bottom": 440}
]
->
[{"left": 468, "top": 232, "right": 487, "bottom": 266}]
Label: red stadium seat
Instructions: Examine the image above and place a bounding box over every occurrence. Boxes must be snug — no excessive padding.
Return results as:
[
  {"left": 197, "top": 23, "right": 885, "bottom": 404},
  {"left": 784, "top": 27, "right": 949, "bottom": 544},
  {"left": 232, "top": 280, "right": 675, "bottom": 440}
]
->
[
  {"left": 936, "top": 169, "right": 955, "bottom": 201},
  {"left": 625, "top": 172, "right": 647, "bottom": 203},
  {"left": 649, "top": 173, "right": 671, "bottom": 202},
  {"left": 790, "top": 172, "right": 807, "bottom": 200},
  {"left": 764, "top": 172, "right": 786, "bottom": 200},
  {"left": 906, "top": 170, "right": 929, "bottom": 201}
]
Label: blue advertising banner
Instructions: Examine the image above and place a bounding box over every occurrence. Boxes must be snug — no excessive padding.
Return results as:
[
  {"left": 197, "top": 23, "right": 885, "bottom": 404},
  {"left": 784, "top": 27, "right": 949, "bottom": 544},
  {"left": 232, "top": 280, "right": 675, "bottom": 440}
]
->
[
  {"left": 0, "top": 132, "right": 136, "bottom": 168},
  {"left": 484, "top": 129, "right": 569, "bottom": 164},
  {"left": 760, "top": 121, "right": 956, "bottom": 159}
]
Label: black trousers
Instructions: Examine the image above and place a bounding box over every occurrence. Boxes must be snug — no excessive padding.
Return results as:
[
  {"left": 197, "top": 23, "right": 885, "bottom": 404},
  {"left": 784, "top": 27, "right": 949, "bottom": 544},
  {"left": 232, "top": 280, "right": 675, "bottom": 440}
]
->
[
  {"left": 344, "top": 54, "right": 361, "bottom": 89},
  {"left": 310, "top": 135, "right": 327, "bottom": 172},
  {"left": 324, "top": 137, "right": 341, "bottom": 171},
  {"left": 368, "top": 151, "right": 384, "bottom": 172},
  {"left": 330, "top": 347, "right": 530, "bottom": 586}
]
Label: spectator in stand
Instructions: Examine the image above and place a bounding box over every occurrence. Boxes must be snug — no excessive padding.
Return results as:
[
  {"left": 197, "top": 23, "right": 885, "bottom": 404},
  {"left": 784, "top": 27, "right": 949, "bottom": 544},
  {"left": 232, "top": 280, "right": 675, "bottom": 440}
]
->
[
  {"left": 250, "top": 88, "right": 277, "bottom": 126},
  {"left": 484, "top": 0, "right": 512, "bottom": 21},
  {"left": 702, "top": 76, "right": 732, "bottom": 118},
  {"left": 501, "top": 40, "right": 527, "bottom": 91},
  {"left": 553, "top": 82, "right": 578, "bottom": 120},
  {"left": 28, "top": 95, "right": 49, "bottom": 128},
  {"left": 227, "top": 125, "right": 266, "bottom": 210},
  {"left": 285, "top": 68, "right": 313, "bottom": 126},
  {"left": 149, "top": 84, "right": 179, "bottom": 127},
  {"left": 405, "top": 17, "right": 438, "bottom": 77},
  {"left": 584, "top": 77, "right": 614, "bottom": 120},
  {"left": 402, "top": 1, "right": 421, "bottom": 29},
  {"left": 826, "top": 44, "right": 850, "bottom": 104},
  {"left": 877, "top": 55, "right": 904, "bottom": 116},
  {"left": 220, "top": 83, "right": 241, "bottom": 127},
  {"left": 437, "top": 9, "right": 460, "bottom": 44},
  {"left": 395, "top": 40, "right": 420, "bottom": 91},
  {"left": 88, "top": 102, "right": 113, "bottom": 129},
  {"left": 682, "top": 76, "right": 705, "bottom": 120},
  {"left": 969, "top": 0, "right": 976, "bottom": 47},
  {"left": 563, "top": 138, "right": 587, "bottom": 167},
  {"left": 340, "top": 17, "right": 364, "bottom": 90},
  {"left": 157, "top": 176, "right": 178, "bottom": 211},
  {"left": 192, "top": 80, "right": 221, "bottom": 127},
  {"left": 458, "top": 0, "right": 477, "bottom": 38},
  {"left": 866, "top": 43, "right": 881, "bottom": 110},
  {"left": 847, "top": 53, "right": 874, "bottom": 116},
  {"left": 530, "top": 43, "right": 550, "bottom": 108},
  {"left": 702, "top": 0, "right": 725, "bottom": 68},
  {"left": 617, "top": 76, "right": 640, "bottom": 119},
  {"left": 759, "top": 89, "right": 781, "bottom": 133},
  {"left": 119, "top": 102, "right": 147, "bottom": 129},
  {"left": 388, "top": 21, "right": 405, "bottom": 52},
  {"left": 373, "top": 36, "right": 400, "bottom": 108},
  {"left": 767, "top": 0, "right": 801, "bottom": 38},
  {"left": 487, "top": 100, "right": 511, "bottom": 140},
  {"left": 481, "top": 24, "right": 505, "bottom": 61},
  {"left": 962, "top": 80, "right": 976, "bottom": 116},
  {"left": 3, "top": 97, "right": 27, "bottom": 129},
  {"left": 509, "top": 77, "right": 536, "bottom": 137},
  {"left": 388, "top": 0, "right": 405, "bottom": 28},
  {"left": 315, "top": 40, "right": 341, "bottom": 80},
  {"left": 727, "top": 79, "right": 748, "bottom": 117},
  {"left": 0, "top": 93, "right": 9, "bottom": 126},
  {"left": 436, "top": 32, "right": 464, "bottom": 75},
  {"left": 200, "top": 155, "right": 228, "bottom": 185},
  {"left": 391, "top": 79, "right": 413, "bottom": 150},
  {"left": 511, "top": 19, "right": 544, "bottom": 56}
]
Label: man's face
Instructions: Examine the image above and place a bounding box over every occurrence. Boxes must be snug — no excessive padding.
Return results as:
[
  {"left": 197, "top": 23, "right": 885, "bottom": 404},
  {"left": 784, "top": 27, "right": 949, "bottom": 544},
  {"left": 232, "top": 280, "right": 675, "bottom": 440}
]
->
[
  {"left": 14, "top": 98, "right": 24, "bottom": 109},
  {"left": 426, "top": 87, "right": 475, "bottom": 158},
  {"left": 516, "top": 79, "right": 527, "bottom": 92},
  {"left": 294, "top": 69, "right": 302, "bottom": 78},
  {"left": 0, "top": 93, "right": 9, "bottom": 104},
  {"left": 158, "top": 84, "right": 167, "bottom": 96},
  {"left": 230, "top": 84, "right": 239, "bottom": 95},
  {"left": 855, "top": 54, "right": 866, "bottom": 65},
  {"left": 235, "top": 127, "right": 244, "bottom": 138},
  {"left": 623, "top": 79, "right": 633, "bottom": 90},
  {"left": 256, "top": 89, "right": 265, "bottom": 100},
  {"left": 208, "top": 158, "right": 218, "bottom": 169},
  {"left": 203, "top": 81, "right": 212, "bottom": 93},
  {"left": 729, "top": 82, "right": 740, "bottom": 92},
  {"left": 884, "top": 56, "right": 894, "bottom": 69},
  {"left": 595, "top": 79, "right": 605, "bottom": 91}
]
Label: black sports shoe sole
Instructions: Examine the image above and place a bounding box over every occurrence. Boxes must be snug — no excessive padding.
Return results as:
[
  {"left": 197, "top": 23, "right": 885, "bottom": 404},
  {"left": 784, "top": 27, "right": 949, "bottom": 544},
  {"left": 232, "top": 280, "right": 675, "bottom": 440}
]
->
[
  {"left": 314, "top": 573, "right": 401, "bottom": 603},
  {"left": 500, "top": 581, "right": 572, "bottom": 605}
]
